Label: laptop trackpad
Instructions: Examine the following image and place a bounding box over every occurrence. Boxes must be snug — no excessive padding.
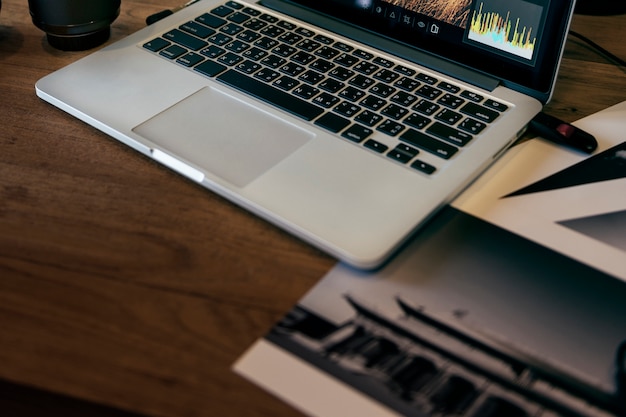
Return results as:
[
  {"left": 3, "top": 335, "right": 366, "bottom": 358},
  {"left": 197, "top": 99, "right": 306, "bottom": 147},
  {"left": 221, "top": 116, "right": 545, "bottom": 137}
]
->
[{"left": 133, "top": 87, "right": 313, "bottom": 187}]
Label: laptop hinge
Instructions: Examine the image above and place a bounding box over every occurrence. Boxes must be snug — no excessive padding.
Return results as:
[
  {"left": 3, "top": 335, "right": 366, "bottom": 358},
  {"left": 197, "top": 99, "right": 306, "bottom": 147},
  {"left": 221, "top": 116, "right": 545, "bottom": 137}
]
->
[{"left": 259, "top": 0, "right": 500, "bottom": 92}]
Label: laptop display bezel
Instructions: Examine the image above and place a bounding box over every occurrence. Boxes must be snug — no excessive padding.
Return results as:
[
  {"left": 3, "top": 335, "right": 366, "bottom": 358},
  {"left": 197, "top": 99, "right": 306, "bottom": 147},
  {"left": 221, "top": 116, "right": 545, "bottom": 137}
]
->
[{"left": 270, "top": 0, "right": 575, "bottom": 102}]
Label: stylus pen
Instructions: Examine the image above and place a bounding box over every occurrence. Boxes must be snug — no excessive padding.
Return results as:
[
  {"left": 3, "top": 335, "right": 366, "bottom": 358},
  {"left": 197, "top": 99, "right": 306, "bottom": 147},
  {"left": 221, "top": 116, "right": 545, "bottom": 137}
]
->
[{"left": 146, "top": 0, "right": 202, "bottom": 25}]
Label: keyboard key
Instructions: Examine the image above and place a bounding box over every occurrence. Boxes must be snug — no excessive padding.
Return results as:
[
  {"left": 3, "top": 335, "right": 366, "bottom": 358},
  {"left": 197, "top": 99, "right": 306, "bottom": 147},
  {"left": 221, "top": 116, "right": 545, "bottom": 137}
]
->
[
  {"left": 276, "top": 20, "right": 297, "bottom": 30},
  {"left": 369, "top": 83, "right": 396, "bottom": 98},
  {"left": 413, "top": 100, "right": 440, "bottom": 116},
  {"left": 377, "top": 119, "right": 404, "bottom": 136},
  {"left": 349, "top": 74, "right": 375, "bottom": 89},
  {"left": 260, "top": 24, "right": 285, "bottom": 37},
  {"left": 196, "top": 13, "right": 226, "bottom": 28},
  {"left": 318, "top": 79, "right": 345, "bottom": 93},
  {"left": 374, "top": 68, "right": 399, "bottom": 83},
  {"left": 315, "top": 45, "right": 340, "bottom": 59},
  {"left": 243, "top": 18, "right": 267, "bottom": 31},
  {"left": 460, "top": 90, "right": 484, "bottom": 102},
  {"left": 405, "top": 113, "right": 430, "bottom": 130},
  {"left": 313, "top": 34, "right": 334, "bottom": 44},
  {"left": 259, "top": 13, "right": 279, "bottom": 23},
  {"left": 163, "top": 29, "right": 208, "bottom": 51},
  {"left": 339, "top": 86, "right": 366, "bottom": 102},
  {"left": 208, "top": 32, "right": 233, "bottom": 46},
  {"left": 273, "top": 75, "right": 299, "bottom": 91},
  {"left": 373, "top": 56, "right": 394, "bottom": 68},
  {"left": 334, "top": 42, "right": 353, "bottom": 52},
  {"left": 364, "top": 139, "right": 388, "bottom": 153},
  {"left": 241, "top": 7, "right": 260, "bottom": 16},
  {"left": 416, "top": 85, "right": 442, "bottom": 100},
  {"left": 411, "top": 159, "right": 436, "bottom": 174},
  {"left": 254, "top": 67, "right": 280, "bottom": 82},
  {"left": 334, "top": 102, "right": 361, "bottom": 117},
  {"left": 195, "top": 60, "right": 227, "bottom": 77},
  {"left": 394, "top": 76, "right": 420, "bottom": 92},
  {"left": 328, "top": 67, "right": 354, "bottom": 81},
  {"left": 221, "top": 22, "right": 244, "bottom": 35},
  {"left": 272, "top": 44, "right": 296, "bottom": 57},
  {"left": 394, "top": 64, "right": 416, "bottom": 76},
  {"left": 254, "top": 36, "right": 278, "bottom": 50},
  {"left": 395, "top": 143, "right": 419, "bottom": 157},
  {"left": 280, "top": 62, "right": 306, "bottom": 76},
  {"left": 294, "top": 27, "right": 315, "bottom": 37},
  {"left": 400, "top": 129, "right": 458, "bottom": 159},
  {"left": 484, "top": 99, "right": 508, "bottom": 112},
  {"left": 180, "top": 21, "right": 215, "bottom": 39},
  {"left": 459, "top": 118, "right": 487, "bottom": 134},
  {"left": 242, "top": 46, "right": 267, "bottom": 61},
  {"left": 438, "top": 81, "right": 461, "bottom": 93},
  {"left": 310, "top": 58, "right": 335, "bottom": 73},
  {"left": 381, "top": 104, "right": 408, "bottom": 120},
  {"left": 342, "top": 124, "right": 372, "bottom": 142},
  {"left": 417, "top": 73, "right": 437, "bottom": 84},
  {"left": 435, "top": 108, "right": 463, "bottom": 125},
  {"left": 235, "top": 59, "right": 261, "bottom": 74},
  {"left": 299, "top": 70, "right": 325, "bottom": 85},
  {"left": 293, "top": 84, "right": 320, "bottom": 99},
  {"left": 427, "top": 122, "right": 473, "bottom": 146},
  {"left": 296, "top": 39, "right": 321, "bottom": 52},
  {"left": 211, "top": 5, "right": 234, "bottom": 17},
  {"left": 355, "top": 110, "right": 382, "bottom": 127},
  {"left": 225, "top": 40, "right": 250, "bottom": 53},
  {"left": 361, "top": 95, "right": 386, "bottom": 111},
  {"left": 237, "top": 29, "right": 261, "bottom": 43},
  {"left": 201, "top": 45, "right": 226, "bottom": 58},
  {"left": 260, "top": 54, "right": 286, "bottom": 68},
  {"left": 315, "top": 113, "right": 350, "bottom": 133},
  {"left": 176, "top": 52, "right": 205, "bottom": 67},
  {"left": 387, "top": 149, "right": 413, "bottom": 164},
  {"left": 227, "top": 12, "right": 250, "bottom": 24},
  {"left": 217, "top": 69, "right": 324, "bottom": 121},
  {"left": 143, "top": 38, "right": 170, "bottom": 52},
  {"left": 335, "top": 53, "right": 359, "bottom": 67},
  {"left": 278, "top": 32, "right": 303, "bottom": 45},
  {"left": 460, "top": 102, "right": 499, "bottom": 123},
  {"left": 291, "top": 51, "right": 315, "bottom": 65},
  {"left": 438, "top": 93, "right": 465, "bottom": 109},
  {"left": 312, "top": 92, "right": 340, "bottom": 108},
  {"left": 225, "top": 1, "right": 243, "bottom": 9},
  {"left": 354, "top": 62, "right": 379, "bottom": 75},
  {"left": 353, "top": 49, "right": 373, "bottom": 60},
  {"left": 160, "top": 44, "right": 187, "bottom": 59},
  {"left": 390, "top": 91, "right": 417, "bottom": 107}
]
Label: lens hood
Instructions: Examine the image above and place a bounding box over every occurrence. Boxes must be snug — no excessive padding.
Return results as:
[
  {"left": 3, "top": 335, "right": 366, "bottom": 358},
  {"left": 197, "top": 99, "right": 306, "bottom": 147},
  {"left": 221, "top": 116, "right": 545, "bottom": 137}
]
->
[{"left": 29, "top": 0, "right": 121, "bottom": 50}]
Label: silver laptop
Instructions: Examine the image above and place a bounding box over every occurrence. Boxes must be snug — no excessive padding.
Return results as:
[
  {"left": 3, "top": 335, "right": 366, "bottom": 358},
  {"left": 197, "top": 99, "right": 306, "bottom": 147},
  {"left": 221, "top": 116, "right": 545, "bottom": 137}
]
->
[{"left": 35, "top": 0, "right": 575, "bottom": 268}]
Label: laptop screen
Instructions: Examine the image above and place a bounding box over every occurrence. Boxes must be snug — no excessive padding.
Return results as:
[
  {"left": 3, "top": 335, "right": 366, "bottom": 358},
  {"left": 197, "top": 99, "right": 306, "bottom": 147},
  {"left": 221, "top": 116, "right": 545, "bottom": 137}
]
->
[{"left": 277, "top": 0, "right": 575, "bottom": 101}]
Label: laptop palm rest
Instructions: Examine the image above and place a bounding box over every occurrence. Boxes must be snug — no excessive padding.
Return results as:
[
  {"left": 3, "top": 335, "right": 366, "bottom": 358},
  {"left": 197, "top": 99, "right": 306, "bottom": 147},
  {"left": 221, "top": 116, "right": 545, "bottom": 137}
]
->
[{"left": 133, "top": 86, "right": 313, "bottom": 187}]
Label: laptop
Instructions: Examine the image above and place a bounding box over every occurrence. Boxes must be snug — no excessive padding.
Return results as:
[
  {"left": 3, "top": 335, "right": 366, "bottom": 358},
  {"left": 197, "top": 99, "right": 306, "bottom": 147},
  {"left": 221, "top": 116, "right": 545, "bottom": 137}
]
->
[{"left": 35, "top": 0, "right": 575, "bottom": 269}]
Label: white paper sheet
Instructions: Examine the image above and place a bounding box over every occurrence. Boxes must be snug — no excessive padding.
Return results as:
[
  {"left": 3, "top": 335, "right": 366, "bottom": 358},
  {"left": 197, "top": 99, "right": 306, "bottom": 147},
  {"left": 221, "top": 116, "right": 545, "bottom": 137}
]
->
[{"left": 234, "top": 102, "right": 626, "bottom": 417}]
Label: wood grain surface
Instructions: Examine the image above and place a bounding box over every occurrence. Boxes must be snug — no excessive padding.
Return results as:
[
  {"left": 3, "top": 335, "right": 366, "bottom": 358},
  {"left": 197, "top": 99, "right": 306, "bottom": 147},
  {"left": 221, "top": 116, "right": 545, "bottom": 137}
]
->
[{"left": 1, "top": 1, "right": 625, "bottom": 416}]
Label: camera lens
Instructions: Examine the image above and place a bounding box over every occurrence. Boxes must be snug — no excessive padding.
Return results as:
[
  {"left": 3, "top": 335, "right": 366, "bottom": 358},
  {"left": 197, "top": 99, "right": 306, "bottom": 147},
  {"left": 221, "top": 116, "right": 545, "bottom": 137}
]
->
[{"left": 28, "top": 0, "right": 121, "bottom": 51}]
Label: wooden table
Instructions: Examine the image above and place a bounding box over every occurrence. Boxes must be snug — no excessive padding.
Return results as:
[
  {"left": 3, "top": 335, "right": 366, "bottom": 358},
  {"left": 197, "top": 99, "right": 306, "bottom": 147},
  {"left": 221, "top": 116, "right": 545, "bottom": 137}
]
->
[{"left": 1, "top": 1, "right": 625, "bottom": 416}]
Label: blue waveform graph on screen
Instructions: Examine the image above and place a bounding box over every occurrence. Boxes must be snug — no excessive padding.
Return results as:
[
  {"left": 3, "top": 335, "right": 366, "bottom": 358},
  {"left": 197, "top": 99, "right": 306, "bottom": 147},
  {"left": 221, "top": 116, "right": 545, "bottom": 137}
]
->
[{"left": 468, "top": 0, "right": 544, "bottom": 61}]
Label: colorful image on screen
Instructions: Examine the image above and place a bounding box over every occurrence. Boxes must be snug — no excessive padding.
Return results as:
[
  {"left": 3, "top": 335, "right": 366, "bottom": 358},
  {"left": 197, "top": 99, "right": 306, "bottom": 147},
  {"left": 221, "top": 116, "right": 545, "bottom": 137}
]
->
[{"left": 467, "top": 0, "right": 543, "bottom": 61}]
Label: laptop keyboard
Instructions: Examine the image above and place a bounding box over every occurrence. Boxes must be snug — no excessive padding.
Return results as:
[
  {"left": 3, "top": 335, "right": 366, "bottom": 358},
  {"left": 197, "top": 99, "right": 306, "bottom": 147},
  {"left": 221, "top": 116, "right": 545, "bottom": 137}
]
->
[{"left": 142, "top": 1, "right": 509, "bottom": 176}]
